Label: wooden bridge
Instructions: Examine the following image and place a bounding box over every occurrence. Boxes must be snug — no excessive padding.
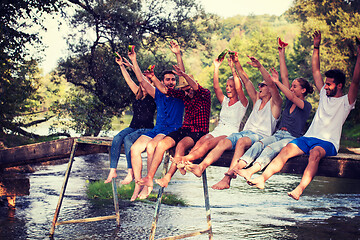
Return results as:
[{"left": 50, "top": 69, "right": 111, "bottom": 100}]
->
[{"left": 1, "top": 137, "right": 360, "bottom": 179}]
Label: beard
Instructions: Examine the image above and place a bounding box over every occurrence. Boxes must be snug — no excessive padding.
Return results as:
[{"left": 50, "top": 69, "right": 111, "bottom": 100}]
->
[{"left": 326, "top": 87, "right": 337, "bottom": 97}]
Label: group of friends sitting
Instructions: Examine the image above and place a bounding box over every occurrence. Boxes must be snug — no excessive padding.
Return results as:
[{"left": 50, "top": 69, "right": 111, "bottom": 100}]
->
[{"left": 104, "top": 30, "right": 360, "bottom": 201}]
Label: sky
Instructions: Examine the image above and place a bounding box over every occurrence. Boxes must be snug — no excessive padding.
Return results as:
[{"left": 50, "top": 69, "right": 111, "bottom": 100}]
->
[{"left": 39, "top": 0, "right": 294, "bottom": 74}]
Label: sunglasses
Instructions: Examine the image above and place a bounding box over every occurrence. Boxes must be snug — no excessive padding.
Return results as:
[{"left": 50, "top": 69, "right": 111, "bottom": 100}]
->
[{"left": 258, "top": 83, "right": 267, "bottom": 88}]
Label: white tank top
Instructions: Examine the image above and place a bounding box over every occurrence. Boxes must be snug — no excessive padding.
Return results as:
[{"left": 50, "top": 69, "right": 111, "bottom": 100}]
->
[{"left": 243, "top": 99, "right": 278, "bottom": 138}]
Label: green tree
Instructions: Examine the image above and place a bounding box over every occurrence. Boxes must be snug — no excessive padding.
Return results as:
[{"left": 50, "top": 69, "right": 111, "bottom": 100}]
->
[
  {"left": 285, "top": 0, "right": 360, "bottom": 130},
  {"left": 0, "top": 0, "right": 66, "bottom": 139},
  {"left": 55, "top": 0, "right": 217, "bottom": 135}
]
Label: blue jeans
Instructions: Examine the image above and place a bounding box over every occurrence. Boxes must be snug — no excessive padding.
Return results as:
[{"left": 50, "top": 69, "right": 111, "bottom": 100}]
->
[
  {"left": 226, "top": 130, "right": 264, "bottom": 150},
  {"left": 240, "top": 130, "right": 295, "bottom": 169},
  {"left": 110, "top": 127, "right": 151, "bottom": 169}
]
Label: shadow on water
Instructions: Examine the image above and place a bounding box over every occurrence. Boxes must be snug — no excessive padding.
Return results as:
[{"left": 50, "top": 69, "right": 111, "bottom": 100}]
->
[{"left": 1, "top": 153, "right": 360, "bottom": 239}]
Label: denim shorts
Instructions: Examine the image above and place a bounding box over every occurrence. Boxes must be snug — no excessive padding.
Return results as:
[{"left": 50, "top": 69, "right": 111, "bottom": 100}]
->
[
  {"left": 226, "top": 130, "right": 264, "bottom": 150},
  {"left": 290, "top": 136, "right": 337, "bottom": 157},
  {"left": 143, "top": 125, "right": 180, "bottom": 138}
]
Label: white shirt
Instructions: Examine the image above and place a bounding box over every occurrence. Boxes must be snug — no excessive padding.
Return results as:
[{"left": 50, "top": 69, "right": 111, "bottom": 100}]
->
[
  {"left": 305, "top": 86, "right": 355, "bottom": 152},
  {"left": 211, "top": 96, "right": 248, "bottom": 137},
  {"left": 244, "top": 99, "right": 278, "bottom": 138}
]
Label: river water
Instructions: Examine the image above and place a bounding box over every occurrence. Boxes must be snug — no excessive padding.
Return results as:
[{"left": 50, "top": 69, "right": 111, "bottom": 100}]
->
[{"left": 1, "top": 152, "right": 360, "bottom": 240}]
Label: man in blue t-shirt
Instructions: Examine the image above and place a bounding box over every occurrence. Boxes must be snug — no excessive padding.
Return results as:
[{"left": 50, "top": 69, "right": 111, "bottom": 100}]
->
[{"left": 127, "top": 43, "right": 185, "bottom": 201}]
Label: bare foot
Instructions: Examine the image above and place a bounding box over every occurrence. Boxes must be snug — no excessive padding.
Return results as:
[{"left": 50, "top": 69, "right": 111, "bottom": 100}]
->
[
  {"left": 247, "top": 176, "right": 265, "bottom": 189},
  {"left": 138, "top": 176, "right": 153, "bottom": 187},
  {"left": 224, "top": 169, "right": 237, "bottom": 179},
  {"left": 104, "top": 168, "right": 117, "bottom": 183},
  {"left": 138, "top": 186, "right": 153, "bottom": 200},
  {"left": 234, "top": 169, "right": 252, "bottom": 181},
  {"left": 171, "top": 156, "right": 183, "bottom": 164},
  {"left": 287, "top": 187, "right": 303, "bottom": 200},
  {"left": 211, "top": 176, "right": 231, "bottom": 190},
  {"left": 185, "top": 163, "right": 204, "bottom": 177},
  {"left": 130, "top": 183, "right": 143, "bottom": 201},
  {"left": 155, "top": 176, "right": 171, "bottom": 188},
  {"left": 120, "top": 169, "right": 134, "bottom": 185}
]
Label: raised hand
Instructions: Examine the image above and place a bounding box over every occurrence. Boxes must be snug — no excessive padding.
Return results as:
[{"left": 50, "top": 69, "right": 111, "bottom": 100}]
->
[
  {"left": 229, "top": 51, "right": 239, "bottom": 63},
  {"left": 127, "top": 45, "right": 136, "bottom": 61},
  {"left": 214, "top": 57, "right": 223, "bottom": 69},
  {"left": 313, "top": 30, "right": 321, "bottom": 47},
  {"left": 143, "top": 65, "right": 155, "bottom": 79},
  {"left": 270, "top": 68, "right": 280, "bottom": 83},
  {"left": 247, "top": 55, "right": 261, "bottom": 68},
  {"left": 169, "top": 40, "right": 181, "bottom": 55},
  {"left": 172, "top": 64, "right": 185, "bottom": 76},
  {"left": 114, "top": 52, "right": 123, "bottom": 65}
]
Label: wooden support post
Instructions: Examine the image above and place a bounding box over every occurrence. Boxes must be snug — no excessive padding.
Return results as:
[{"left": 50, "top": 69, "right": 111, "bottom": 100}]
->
[
  {"left": 149, "top": 151, "right": 213, "bottom": 240},
  {"left": 149, "top": 151, "right": 171, "bottom": 240},
  {"left": 49, "top": 140, "right": 78, "bottom": 237},
  {"left": 49, "top": 137, "right": 119, "bottom": 238},
  {"left": 202, "top": 170, "right": 213, "bottom": 240},
  {"left": 112, "top": 178, "right": 120, "bottom": 225}
]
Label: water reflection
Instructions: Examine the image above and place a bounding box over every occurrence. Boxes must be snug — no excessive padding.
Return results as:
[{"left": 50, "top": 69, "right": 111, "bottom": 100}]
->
[{"left": 0, "top": 153, "right": 359, "bottom": 239}]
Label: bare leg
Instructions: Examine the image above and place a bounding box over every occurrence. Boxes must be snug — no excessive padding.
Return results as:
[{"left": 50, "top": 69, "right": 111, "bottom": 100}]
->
[
  {"left": 156, "top": 137, "right": 194, "bottom": 186},
  {"left": 188, "top": 134, "right": 213, "bottom": 154},
  {"left": 130, "top": 183, "right": 143, "bottom": 201},
  {"left": 236, "top": 162, "right": 261, "bottom": 181},
  {"left": 139, "top": 137, "right": 175, "bottom": 188},
  {"left": 288, "top": 146, "right": 326, "bottom": 200},
  {"left": 248, "top": 143, "right": 304, "bottom": 189},
  {"left": 186, "top": 138, "right": 232, "bottom": 178},
  {"left": 130, "top": 135, "right": 151, "bottom": 199},
  {"left": 120, "top": 168, "right": 134, "bottom": 184},
  {"left": 212, "top": 137, "right": 252, "bottom": 190},
  {"left": 104, "top": 168, "right": 117, "bottom": 183},
  {"left": 182, "top": 135, "right": 226, "bottom": 163}
]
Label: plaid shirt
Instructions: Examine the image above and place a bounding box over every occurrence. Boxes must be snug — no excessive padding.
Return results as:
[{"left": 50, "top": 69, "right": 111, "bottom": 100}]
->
[{"left": 167, "top": 84, "right": 211, "bottom": 133}]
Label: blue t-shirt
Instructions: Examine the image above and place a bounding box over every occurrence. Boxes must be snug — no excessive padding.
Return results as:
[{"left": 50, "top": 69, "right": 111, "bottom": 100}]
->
[
  {"left": 277, "top": 98, "right": 312, "bottom": 138},
  {"left": 154, "top": 88, "right": 184, "bottom": 128}
]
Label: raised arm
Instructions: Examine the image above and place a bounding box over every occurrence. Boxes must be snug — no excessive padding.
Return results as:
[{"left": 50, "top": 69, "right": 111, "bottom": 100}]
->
[
  {"left": 169, "top": 40, "right": 185, "bottom": 72},
  {"left": 115, "top": 53, "right": 139, "bottom": 94},
  {"left": 228, "top": 56, "right": 248, "bottom": 107},
  {"left": 213, "top": 58, "right": 225, "bottom": 103},
  {"left": 173, "top": 65, "right": 198, "bottom": 91},
  {"left": 247, "top": 56, "right": 283, "bottom": 106},
  {"left": 270, "top": 68, "right": 305, "bottom": 109},
  {"left": 348, "top": 43, "right": 360, "bottom": 105},
  {"left": 312, "top": 30, "right": 324, "bottom": 92},
  {"left": 233, "top": 55, "right": 257, "bottom": 104},
  {"left": 278, "top": 46, "right": 290, "bottom": 89},
  {"left": 143, "top": 69, "right": 168, "bottom": 95},
  {"left": 127, "top": 46, "right": 156, "bottom": 97}
]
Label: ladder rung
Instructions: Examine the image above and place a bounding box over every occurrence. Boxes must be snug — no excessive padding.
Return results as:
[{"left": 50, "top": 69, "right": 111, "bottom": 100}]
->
[
  {"left": 156, "top": 228, "right": 211, "bottom": 240},
  {"left": 56, "top": 215, "right": 117, "bottom": 226}
]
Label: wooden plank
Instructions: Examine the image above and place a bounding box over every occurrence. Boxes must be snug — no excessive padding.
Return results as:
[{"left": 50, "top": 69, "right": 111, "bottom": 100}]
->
[
  {"left": 194, "top": 151, "right": 360, "bottom": 179},
  {"left": 0, "top": 137, "right": 111, "bottom": 168}
]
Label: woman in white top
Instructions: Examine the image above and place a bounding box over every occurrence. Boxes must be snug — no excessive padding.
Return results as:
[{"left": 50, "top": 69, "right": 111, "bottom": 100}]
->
[{"left": 172, "top": 56, "right": 248, "bottom": 174}]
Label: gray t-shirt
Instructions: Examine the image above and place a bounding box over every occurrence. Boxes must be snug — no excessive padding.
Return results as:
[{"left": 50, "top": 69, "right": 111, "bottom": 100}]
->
[{"left": 277, "top": 98, "right": 312, "bottom": 138}]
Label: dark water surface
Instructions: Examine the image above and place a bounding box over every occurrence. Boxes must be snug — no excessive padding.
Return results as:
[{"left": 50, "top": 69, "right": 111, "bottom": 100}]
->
[{"left": 1, "top": 153, "right": 360, "bottom": 240}]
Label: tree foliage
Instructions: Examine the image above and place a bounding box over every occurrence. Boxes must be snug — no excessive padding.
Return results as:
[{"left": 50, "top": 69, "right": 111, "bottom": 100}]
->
[
  {"left": 0, "top": 0, "right": 66, "bottom": 138},
  {"left": 285, "top": 0, "right": 360, "bottom": 128},
  {"left": 55, "top": 0, "right": 218, "bottom": 136}
]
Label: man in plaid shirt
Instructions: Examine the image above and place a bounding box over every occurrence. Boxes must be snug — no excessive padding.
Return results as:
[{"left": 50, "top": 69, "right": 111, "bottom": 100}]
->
[{"left": 138, "top": 65, "right": 211, "bottom": 190}]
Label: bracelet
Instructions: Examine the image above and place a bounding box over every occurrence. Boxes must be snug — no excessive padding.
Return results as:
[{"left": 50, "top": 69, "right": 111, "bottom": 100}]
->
[{"left": 314, "top": 46, "right": 320, "bottom": 49}]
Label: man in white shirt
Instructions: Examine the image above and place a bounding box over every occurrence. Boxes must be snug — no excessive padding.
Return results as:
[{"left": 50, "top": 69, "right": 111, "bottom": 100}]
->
[{"left": 248, "top": 31, "right": 360, "bottom": 200}]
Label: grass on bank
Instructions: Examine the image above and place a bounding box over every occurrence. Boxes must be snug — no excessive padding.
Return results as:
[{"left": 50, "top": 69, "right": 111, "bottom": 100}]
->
[{"left": 86, "top": 180, "right": 187, "bottom": 206}]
